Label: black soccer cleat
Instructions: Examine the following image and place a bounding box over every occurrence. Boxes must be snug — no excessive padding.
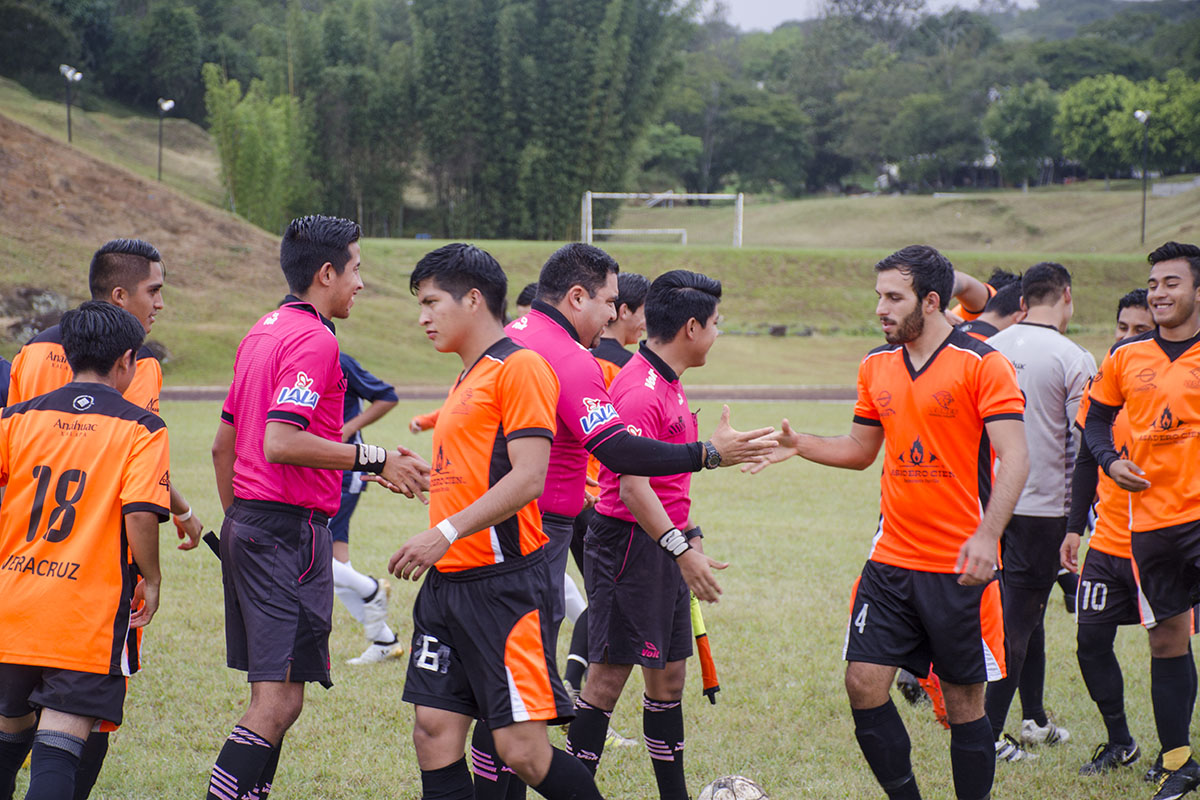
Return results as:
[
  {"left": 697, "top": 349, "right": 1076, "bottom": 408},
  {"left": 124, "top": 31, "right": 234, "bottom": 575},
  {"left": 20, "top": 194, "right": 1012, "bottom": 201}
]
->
[
  {"left": 1148, "top": 753, "right": 1167, "bottom": 784},
  {"left": 1079, "top": 741, "right": 1140, "bottom": 775},
  {"left": 1151, "top": 758, "right": 1200, "bottom": 800}
]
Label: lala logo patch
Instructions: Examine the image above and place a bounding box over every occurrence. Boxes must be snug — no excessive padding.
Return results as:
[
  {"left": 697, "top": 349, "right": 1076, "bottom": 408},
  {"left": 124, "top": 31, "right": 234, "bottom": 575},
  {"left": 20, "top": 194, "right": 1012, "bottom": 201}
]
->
[
  {"left": 579, "top": 397, "right": 618, "bottom": 435},
  {"left": 276, "top": 372, "right": 320, "bottom": 409}
]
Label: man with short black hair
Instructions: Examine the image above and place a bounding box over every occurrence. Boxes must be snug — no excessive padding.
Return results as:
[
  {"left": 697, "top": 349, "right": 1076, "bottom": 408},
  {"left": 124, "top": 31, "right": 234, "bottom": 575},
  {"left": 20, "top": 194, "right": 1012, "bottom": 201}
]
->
[
  {"left": 753, "top": 245, "right": 1028, "bottom": 800},
  {"left": 387, "top": 242, "right": 607, "bottom": 800},
  {"left": 205, "top": 215, "right": 429, "bottom": 800},
  {"left": 0, "top": 301, "right": 169, "bottom": 800},
  {"left": 1084, "top": 241, "right": 1200, "bottom": 800},
  {"left": 958, "top": 283, "right": 1025, "bottom": 342},
  {"left": 984, "top": 262, "right": 1096, "bottom": 758},
  {"left": 1061, "top": 288, "right": 1156, "bottom": 777},
  {"left": 566, "top": 269, "right": 727, "bottom": 799}
]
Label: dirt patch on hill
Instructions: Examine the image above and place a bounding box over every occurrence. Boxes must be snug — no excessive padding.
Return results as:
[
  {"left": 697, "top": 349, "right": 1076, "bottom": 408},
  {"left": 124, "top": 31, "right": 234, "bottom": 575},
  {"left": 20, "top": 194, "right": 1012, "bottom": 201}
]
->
[{"left": 0, "top": 112, "right": 278, "bottom": 327}]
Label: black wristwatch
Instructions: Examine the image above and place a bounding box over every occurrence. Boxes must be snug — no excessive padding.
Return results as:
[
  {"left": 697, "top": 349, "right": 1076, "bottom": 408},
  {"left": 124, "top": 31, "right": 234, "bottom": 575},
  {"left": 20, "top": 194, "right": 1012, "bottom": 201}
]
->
[{"left": 702, "top": 440, "right": 722, "bottom": 470}]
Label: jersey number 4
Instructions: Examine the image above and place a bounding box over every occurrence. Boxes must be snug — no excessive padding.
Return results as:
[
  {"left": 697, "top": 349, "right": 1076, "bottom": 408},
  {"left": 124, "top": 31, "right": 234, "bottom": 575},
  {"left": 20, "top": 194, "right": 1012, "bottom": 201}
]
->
[
  {"left": 25, "top": 465, "right": 87, "bottom": 543},
  {"left": 854, "top": 603, "right": 869, "bottom": 634}
]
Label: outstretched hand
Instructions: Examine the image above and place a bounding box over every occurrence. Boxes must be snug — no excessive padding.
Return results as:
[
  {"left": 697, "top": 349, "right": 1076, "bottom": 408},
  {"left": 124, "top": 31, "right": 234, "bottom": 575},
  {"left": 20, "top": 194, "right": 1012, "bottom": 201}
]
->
[
  {"left": 742, "top": 418, "right": 801, "bottom": 474},
  {"left": 708, "top": 405, "right": 777, "bottom": 467}
]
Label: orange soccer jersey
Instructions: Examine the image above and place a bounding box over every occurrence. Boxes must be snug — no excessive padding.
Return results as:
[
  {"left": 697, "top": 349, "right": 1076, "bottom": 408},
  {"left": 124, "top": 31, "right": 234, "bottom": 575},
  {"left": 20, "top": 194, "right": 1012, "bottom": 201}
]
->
[
  {"left": 0, "top": 382, "right": 170, "bottom": 676},
  {"left": 853, "top": 329, "right": 1025, "bottom": 573},
  {"left": 1088, "top": 332, "right": 1200, "bottom": 532},
  {"left": 1075, "top": 382, "right": 1133, "bottom": 560},
  {"left": 9, "top": 325, "right": 163, "bottom": 412},
  {"left": 431, "top": 338, "right": 559, "bottom": 574}
]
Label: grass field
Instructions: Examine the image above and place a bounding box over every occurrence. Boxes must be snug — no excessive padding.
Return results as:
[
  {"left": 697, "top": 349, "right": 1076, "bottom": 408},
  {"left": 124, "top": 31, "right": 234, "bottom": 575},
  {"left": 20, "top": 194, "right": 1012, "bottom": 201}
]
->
[{"left": 8, "top": 394, "right": 1182, "bottom": 799}]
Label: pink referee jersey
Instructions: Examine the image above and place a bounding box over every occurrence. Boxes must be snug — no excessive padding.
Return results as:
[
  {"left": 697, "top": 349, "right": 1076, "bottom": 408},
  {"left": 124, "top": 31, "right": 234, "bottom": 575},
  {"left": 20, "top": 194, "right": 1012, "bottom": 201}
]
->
[
  {"left": 220, "top": 298, "right": 347, "bottom": 516},
  {"left": 596, "top": 344, "right": 697, "bottom": 526},
  {"left": 506, "top": 301, "right": 625, "bottom": 517}
]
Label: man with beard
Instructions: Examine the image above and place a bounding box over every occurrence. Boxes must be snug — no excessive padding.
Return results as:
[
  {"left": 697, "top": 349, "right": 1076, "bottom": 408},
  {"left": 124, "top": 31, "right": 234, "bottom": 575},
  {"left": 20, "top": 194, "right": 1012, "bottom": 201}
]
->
[
  {"left": 751, "top": 245, "right": 1028, "bottom": 800},
  {"left": 1084, "top": 242, "right": 1200, "bottom": 800}
]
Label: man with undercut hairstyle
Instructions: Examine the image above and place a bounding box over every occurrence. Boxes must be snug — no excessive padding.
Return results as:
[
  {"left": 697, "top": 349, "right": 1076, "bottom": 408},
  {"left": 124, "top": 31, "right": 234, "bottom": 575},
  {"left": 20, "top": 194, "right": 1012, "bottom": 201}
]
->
[
  {"left": 752, "top": 245, "right": 1028, "bottom": 800},
  {"left": 206, "top": 215, "right": 430, "bottom": 800},
  {"left": 984, "top": 262, "right": 1096, "bottom": 759},
  {"left": 1084, "top": 242, "right": 1200, "bottom": 800},
  {"left": 1061, "top": 288, "right": 1157, "bottom": 777},
  {"left": 566, "top": 270, "right": 727, "bottom": 800},
  {"left": 0, "top": 301, "right": 169, "bottom": 800},
  {"left": 387, "top": 243, "right": 607, "bottom": 800},
  {"left": 957, "top": 282, "right": 1025, "bottom": 342}
]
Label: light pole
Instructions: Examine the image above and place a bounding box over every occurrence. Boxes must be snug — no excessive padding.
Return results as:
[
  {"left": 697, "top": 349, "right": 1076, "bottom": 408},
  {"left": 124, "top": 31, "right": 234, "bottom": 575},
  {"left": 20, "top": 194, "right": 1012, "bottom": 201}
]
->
[
  {"left": 59, "top": 64, "right": 83, "bottom": 143},
  {"left": 156, "top": 98, "right": 175, "bottom": 182},
  {"left": 1134, "top": 109, "right": 1150, "bottom": 245}
]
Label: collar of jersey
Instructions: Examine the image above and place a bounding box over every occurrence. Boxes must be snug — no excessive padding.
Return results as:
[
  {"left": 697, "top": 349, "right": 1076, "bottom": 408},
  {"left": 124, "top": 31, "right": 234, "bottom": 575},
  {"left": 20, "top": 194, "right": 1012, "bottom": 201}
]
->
[
  {"left": 638, "top": 341, "right": 679, "bottom": 383},
  {"left": 530, "top": 300, "right": 580, "bottom": 344},
  {"left": 279, "top": 294, "right": 336, "bottom": 334}
]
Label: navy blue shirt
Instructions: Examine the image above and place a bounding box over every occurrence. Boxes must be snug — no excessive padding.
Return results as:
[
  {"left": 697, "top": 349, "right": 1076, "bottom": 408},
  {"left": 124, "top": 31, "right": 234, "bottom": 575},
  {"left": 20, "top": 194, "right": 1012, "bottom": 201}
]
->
[
  {"left": 340, "top": 354, "right": 398, "bottom": 493},
  {"left": 0, "top": 357, "right": 10, "bottom": 407}
]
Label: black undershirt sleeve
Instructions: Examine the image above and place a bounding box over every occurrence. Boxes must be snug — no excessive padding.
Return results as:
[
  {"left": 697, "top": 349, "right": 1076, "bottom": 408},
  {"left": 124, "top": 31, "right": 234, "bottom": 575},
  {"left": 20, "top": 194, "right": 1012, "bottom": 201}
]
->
[
  {"left": 1083, "top": 399, "right": 1121, "bottom": 476},
  {"left": 589, "top": 429, "right": 704, "bottom": 475},
  {"left": 1067, "top": 426, "right": 1099, "bottom": 535}
]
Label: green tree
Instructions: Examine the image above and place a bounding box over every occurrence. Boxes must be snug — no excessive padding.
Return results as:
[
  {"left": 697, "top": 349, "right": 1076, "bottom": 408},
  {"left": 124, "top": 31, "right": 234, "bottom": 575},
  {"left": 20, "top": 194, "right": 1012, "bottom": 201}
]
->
[
  {"left": 1054, "top": 73, "right": 1136, "bottom": 185},
  {"left": 983, "top": 79, "right": 1059, "bottom": 188}
]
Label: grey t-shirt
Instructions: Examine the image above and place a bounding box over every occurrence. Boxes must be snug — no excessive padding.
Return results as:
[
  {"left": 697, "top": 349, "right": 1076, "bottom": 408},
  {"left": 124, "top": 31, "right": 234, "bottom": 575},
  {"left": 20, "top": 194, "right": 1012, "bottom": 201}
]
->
[{"left": 987, "top": 322, "right": 1097, "bottom": 517}]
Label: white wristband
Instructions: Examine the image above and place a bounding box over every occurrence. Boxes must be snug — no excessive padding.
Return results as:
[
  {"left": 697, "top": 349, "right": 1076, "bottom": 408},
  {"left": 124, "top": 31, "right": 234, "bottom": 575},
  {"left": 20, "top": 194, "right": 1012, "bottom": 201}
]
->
[
  {"left": 436, "top": 519, "right": 459, "bottom": 544},
  {"left": 173, "top": 508, "right": 193, "bottom": 523}
]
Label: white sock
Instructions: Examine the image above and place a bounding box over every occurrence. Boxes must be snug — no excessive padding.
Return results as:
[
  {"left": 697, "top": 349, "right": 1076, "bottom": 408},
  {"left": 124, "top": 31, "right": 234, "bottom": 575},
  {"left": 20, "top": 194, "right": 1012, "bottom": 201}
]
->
[
  {"left": 564, "top": 573, "right": 586, "bottom": 623},
  {"left": 332, "top": 559, "right": 376, "bottom": 625}
]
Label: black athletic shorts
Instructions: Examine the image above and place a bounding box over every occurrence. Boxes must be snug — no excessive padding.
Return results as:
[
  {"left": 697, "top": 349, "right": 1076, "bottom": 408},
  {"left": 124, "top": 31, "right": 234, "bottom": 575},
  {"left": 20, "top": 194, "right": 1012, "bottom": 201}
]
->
[
  {"left": 585, "top": 512, "right": 693, "bottom": 669},
  {"left": 1130, "top": 519, "right": 1200, "bottom": 627},
  {"left": 0, "top": 664, "right": 126, "bottom": 726},
  {"left": 1076, "top": 549, "right": 1145, "bottom": 627},
  {"left": 1000, "top": 515, "right": 1067, "bottom": 590},
  {"left": 402, "top": 550, "right": 573, "bottom": 729},
  {"left": 844, "top": 560, "right": 1005, "bottom": 686},
  {"left": 221, "top": 498, "right": 334, "bottom": 688}
]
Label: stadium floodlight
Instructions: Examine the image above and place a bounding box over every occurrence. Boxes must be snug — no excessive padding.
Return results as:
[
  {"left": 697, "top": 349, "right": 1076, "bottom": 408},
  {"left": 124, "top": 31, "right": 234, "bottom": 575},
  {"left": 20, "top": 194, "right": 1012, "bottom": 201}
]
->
[
  {"left": 581, "top": 191, "right": 745, "bottom": 247},
  {"left": 1135, "top": 109, "right": 1150, "bottom": 244},
  {"left": 156, "top": 98, "right": 176, "bottom": 182},
  {"left": 59, "top": 64, "right": 83, "bottom": 143}
]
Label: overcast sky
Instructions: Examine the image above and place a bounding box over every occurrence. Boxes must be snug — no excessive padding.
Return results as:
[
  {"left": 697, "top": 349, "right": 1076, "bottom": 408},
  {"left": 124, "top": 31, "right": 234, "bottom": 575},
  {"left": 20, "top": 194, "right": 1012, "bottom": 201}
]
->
[{"left": 718, "top": 0, "right": 1040, "bottom": 30}]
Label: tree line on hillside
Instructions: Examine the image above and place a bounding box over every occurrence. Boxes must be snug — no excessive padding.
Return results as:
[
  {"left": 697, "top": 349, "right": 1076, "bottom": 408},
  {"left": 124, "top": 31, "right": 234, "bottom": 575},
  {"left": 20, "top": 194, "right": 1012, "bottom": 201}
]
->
[{"left": 4, "top": 0, "right": 1199, "bottom": 239}]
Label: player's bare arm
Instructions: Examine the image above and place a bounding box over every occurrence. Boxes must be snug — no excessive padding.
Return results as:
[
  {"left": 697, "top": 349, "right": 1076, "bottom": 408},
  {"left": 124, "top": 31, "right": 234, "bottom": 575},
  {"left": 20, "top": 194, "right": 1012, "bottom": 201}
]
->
[
  {"left": 168, "top": 484, "right": 203, "bottom": 551},
  {"left": 952, "top": 271, "right": 990, "bottom": 316},
  {"left": 263, "top": 420, "right": 431, "bottom": 501},
  {"left": 705, "top": 404, "right": 777, "bottom": 466},
  {"left": 126, "top": 510, "right": 162, "bottom": 628},
  {"left": 212, "top": 421, "right": 236, "bottom": 512},
  {"left": 620, "top": 474, "right": 727, "bottom": 603},
  {"left": 342, "top": 398, "right": 398, "bottom": 442},
  {"left": 746, "top": 419, "right": 884, "bottom": 474},
  {"left": 956, "top": 417, "right": 1028, "bottom": 586},
  {"left": 389, "top": 435, "right": 551, "bottom": 581}
]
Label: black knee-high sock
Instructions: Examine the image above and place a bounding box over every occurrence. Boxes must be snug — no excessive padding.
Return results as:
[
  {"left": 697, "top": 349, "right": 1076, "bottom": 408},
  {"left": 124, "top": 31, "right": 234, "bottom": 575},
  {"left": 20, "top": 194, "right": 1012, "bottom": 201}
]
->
[
  {"left": 643, "top": 696, "right": 686, "bottom": 800},
  {"left": 950, "top": 717, "right": 995, "bottom": 800},
  {"left": 984, "top": 582, "right": 1049, "bottom": 740},
  {"left": 472, "top": 723, "right": 526, "bottom": 800},
  {"left": 0, "top": 726, "right": 34, "bottom": 800},
  {"left": 1152, "top": 655, "right": 1194, "bottom": 755},
  {"left": 71, "top": 731, "right": 108, "bottom": 800},
  {"left": 1188, "top": 644, "right": 1197, "bottom": 719},
  {"left": 851, "top": 700, "right": 921, "bottom": 800},
  {"left": 206, "top": 726, "right": 274, "bottom": 800},
  {"left": 1019, "top": 619, "right": 1047, "bottom": 726},
  {"left": 564, "top": 610, "right": 589, "bottom": 693},
  {"left": 25, "top": 731, "right": 85, "bottom": 800},
  {"left": 532, "top": 748, "right": 604, "bottom": 800},
  {"left": 565, "top": 698, "right": 611, "bottom": 776},
  {"left": 422, "top": 757, "right": 474, "bottom": 800},
  {"left": 254, "top": 741, "right": 282, "bottom": 800},
  {"left": 1077, "top": 623, "right": 1131, "bottom": 744}
]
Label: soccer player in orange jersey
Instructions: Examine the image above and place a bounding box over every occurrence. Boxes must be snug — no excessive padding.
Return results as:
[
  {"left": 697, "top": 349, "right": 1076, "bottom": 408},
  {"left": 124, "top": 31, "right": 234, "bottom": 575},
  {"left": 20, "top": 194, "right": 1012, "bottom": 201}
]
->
[
  {"left": 387, "top": 244, "right": 606, "bottom": 800},
  {"left": 0, "top": 302, "right": 169, "bottom": 800},
  {"left": 1060, "top": 289, "right": 1155, "bottom": 777},
  {"left": 753, "top": 245, "right": 1029, "bottom": 800},
  {"left": 1084, "top": 242, "right": 1200, "bottom": 799}
]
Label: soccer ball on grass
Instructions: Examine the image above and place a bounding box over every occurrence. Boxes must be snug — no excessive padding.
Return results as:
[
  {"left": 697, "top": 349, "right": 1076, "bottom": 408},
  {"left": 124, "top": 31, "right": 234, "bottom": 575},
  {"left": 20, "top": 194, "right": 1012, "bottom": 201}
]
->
[{"left": 697, "top": 775, "right": 769, "bottom": 800}]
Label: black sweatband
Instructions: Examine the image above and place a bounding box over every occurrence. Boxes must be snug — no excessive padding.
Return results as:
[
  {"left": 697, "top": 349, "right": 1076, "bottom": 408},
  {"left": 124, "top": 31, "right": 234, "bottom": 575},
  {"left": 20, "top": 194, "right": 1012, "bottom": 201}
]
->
[
  {"left": 590, "top": 430, "right": 703, "bottom": 475},
  {"left": 684, "top": 526, "right": 703, "bottom": 541},
  {"left": 658, "top": 527, "right": 691, "bottom": 558},
  {"left": 354, "top": 443, "right": 388, "bottom": 474}
]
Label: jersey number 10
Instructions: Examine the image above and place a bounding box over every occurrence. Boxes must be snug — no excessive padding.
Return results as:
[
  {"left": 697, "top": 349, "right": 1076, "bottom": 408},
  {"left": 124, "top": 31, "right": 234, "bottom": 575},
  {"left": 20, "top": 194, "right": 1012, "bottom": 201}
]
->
[{"left": 25, "top": 465, "right": 87, "bottom": 543}]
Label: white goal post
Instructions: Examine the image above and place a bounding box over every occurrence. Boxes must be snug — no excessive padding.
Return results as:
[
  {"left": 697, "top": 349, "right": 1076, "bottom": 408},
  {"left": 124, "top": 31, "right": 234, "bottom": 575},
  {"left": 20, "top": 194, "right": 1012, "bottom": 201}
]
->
[{"left": 581, "top": 191, "right": 744, "bottom": 247}]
